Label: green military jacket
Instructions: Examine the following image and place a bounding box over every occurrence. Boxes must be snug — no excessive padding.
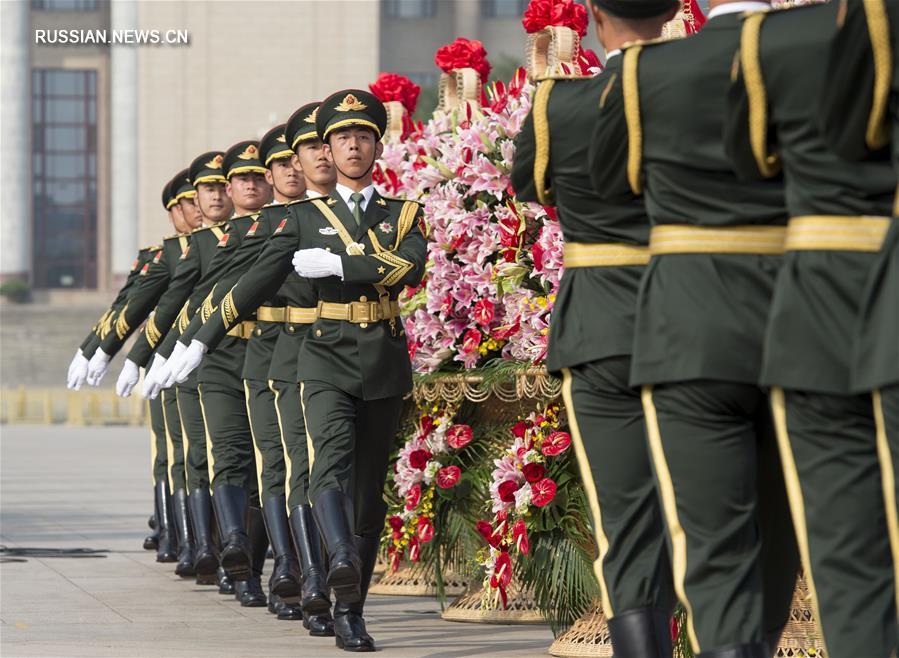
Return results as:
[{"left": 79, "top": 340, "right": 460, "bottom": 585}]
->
[
  {"left": 819, "top": 0, "right": 899, "bottom": 392},
  {"left": 725, "top": 2, "right": 895, "bottom": 394},
  {"left": 591, "top": 13, "right": 788, "bottom": 388},
  {"left": 199, "top": 189, "right": 427, "bottom": 400},
  {"left": 80, "top": 245, "right": 157, "bottom": 358},
  {"left": 511, "top": 57, "right": 649, "bottom": 373}
]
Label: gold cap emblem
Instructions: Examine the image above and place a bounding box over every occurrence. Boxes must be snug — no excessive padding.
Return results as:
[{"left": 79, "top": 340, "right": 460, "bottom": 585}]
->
[
  {"left": 205, "top": 154, "right": 224, "bottom": 169},
  {"left": 276, "top": 133, "right": 286, "bottom": 143},
  {"left": 238, "top": 144, "right": 258, "bottom": 160},
  {"left": 335, "top": 94, "right": 367, "bottom": 112},
  {"left": 304, "top": 108, "right": 319, "bottom": 124}
]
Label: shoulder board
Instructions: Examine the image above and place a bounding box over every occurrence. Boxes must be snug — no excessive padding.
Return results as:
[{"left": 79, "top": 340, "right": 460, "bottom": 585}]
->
[
  {"left": 378, "top": 196, "right": 421, "bottom": 206},
  {"left": 191, "top": 221, "right": 227, "bottom": 234},
  {"left": 535, "top": 73, "right": 590, "bottom": 82},
  {"left": 739, "top": 4, "right": 799, "bottom": 18},
  {"left": 163, "top": 233, "right": 185, "bottom": 243},
  {"left": 264, "top": 201, "right": 286, "bottom": 208},
  {"left": 621, "top": 36, "right": 667, "bottom": 51},
  {"left": 142, "top": 244, "right": 163, "bottom": 252},
  {"left": 287, "top": 197, "right": 316, "bottom": 206}
]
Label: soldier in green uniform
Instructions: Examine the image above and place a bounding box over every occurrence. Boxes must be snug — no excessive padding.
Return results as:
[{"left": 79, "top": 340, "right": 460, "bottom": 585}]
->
[
  {"left": 590, "top": 2, "right": 800, "bottom": 655},
  {"left": 511, "top": 1, "right": 678, "bottom": 654},
  {"left": 168, "top": 102, "right": 338, "bottom": 635},
  {"left": 172, "top": 90, "right": 426, "bottom": 651},
  {"left": 723, "top": 2, "right": 898, "bottom": 654}
]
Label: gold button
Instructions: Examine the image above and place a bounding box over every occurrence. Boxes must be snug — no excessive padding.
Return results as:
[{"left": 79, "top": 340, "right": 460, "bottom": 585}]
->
[
  {"left": 359, "top": 296, "right": 367, "bottom": 302},
  {"left": 287, "top": 325, "right": 295, "bottom": 334},
  {"left": 315, "top": 329, "right": 322, "bottom": 337},
  {"left": 360, "top": 323, "right": 368, "bottom": 329},
  {"left": 325, "top": 247, "right": 332, "bottom": 252},
  {"left": 255, "top": 328, "right": 262, "bottom": 336}
]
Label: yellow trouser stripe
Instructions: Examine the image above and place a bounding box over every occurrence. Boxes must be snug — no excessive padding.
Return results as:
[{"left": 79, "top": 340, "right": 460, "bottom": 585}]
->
[
  {"left": 873, "top": 389, "right": 899, "bottom": 612},
  {"left": 197, "top": 385, "right": 217, "bottom": 491},
  {"left": 299, "top": 382, "right": 316, "bottom": 483},
  {"left": 270, "top": 380, "right": 293, "bottom": 514},
  {"left": 770, "top": 388, "right": 828, "bottom": 656},
  {"left": 243, "top": 380, "right": 266, "bottom": 502},
  {"left": 147, "top": 400, "right": 159, "bottom": 486},
  {"left": 641, "top": 386, "right": 700, "bottom": 653},
  {"left": 561, "top": 369, "right": 613, "bottom": 616},
  {"left": 175, "top": 388, "right": 192, "bottom": 494},
  {"left": 161, "top": 390, "right": 177, "bottom": 495}
]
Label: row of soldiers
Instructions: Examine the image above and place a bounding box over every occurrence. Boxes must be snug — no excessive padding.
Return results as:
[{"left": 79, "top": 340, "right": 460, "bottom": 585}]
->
[
  {"left": 512, "top": 0, "right": 898, "bottom": 657},
  {"left": 67, "top": 90, "right": 426, "bottom": 652}
]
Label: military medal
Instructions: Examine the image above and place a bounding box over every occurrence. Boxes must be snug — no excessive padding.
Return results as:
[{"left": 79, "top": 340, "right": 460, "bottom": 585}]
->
[{"left": 378, "top": 221, "right": 393, "bottom": 234}]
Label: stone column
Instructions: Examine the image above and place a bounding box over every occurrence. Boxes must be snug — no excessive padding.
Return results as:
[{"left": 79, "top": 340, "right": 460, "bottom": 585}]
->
[
  {"left": 453, "top": 0, "right": 480, "bottom": 41},
  {"left": 109, "top": 0, "right": 139, "bottom": 277},
  {"left": 0, "top": 0, "right": 32, "bottom": 283}
]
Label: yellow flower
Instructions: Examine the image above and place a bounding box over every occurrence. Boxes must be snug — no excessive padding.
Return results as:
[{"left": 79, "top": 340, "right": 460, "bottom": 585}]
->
[{"left": 535, "top": 296, "right": 548, "bottom": 308}]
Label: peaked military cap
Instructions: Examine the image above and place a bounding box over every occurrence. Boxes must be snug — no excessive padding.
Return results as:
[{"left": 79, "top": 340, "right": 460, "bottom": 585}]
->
[
  {"left": 260, "top": 124, "right": 294, "bottom": 167},
  {"left": 316, "top": 89, "right": 387, "bottom": 142},
  {"left": 189, "top": 150, "right": 227, "bottom": 186},
  {"left": 590, "top": 0, "right": 679, "bottom": 18},
  {"left": 223, "top": 140, "right": 267, "bottom": 178},
  {"left": 286, "top": 102, "right": 321, "bottom": 150},
  {"left": 162, "top": 178, "right": 177, "bottom": 210},
  {"left": 170, "top": 168, "right": 196, "bottom": 203}
]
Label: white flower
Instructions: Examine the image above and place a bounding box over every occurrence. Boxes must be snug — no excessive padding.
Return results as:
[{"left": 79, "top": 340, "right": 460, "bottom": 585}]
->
[
  {"left": 424, "top": 460, "right": 441, "bottom": 483},
  {"left": 514, "top": 485, "right": 532, "bottom": 514}
]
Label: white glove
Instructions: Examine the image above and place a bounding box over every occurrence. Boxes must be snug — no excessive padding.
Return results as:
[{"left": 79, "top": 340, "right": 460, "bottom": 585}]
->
[
  {"left": 171, "top": 340, "right": 208, "bottom": 384},
  {"left": 157, "top": 342, "right": 188, "bottom": 390},
  {"left": 141, "top": 355, "right": 166, "bottom": 399},
  {"left": 115, "top": 359, "right": 140, "bottom": 397},
  {"left": 66, "top": 349, "right": 90, "bottom": 390},
  {"left": 86, "top": 349, "right": 112, "bottom": 386},
  {"left": 293, "top": 248, "right": 343, "bottom": 279}
]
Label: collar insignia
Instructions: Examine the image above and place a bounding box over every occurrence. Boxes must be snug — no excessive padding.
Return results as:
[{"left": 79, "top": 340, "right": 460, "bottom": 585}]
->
[
  {"left": 237, "top": 144, "right": 258, "bottom": 160},
  {"left": 326, "top": 197, "right": 338, "bottom": 206},
  {"left": 375, "top": 198, "right": 387, "bottom": 207},
  {"left": 205, "top": 154, "right": 224, "bottom": 169},
  {"left": 335, "top": 94, "right": 367, "bottom": 112}
]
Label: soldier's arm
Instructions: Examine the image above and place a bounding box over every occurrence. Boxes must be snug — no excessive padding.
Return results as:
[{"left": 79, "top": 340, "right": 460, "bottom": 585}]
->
[
  {"left": 510, "top": 84, "right": 543, "bottom": 204},
  {"left": 722, "top": 14, "right": 782, "bottom": 181},
  {"left": 79, "top": 249, "right": 147, "bottom": 358},
  {"left": 340, "top": 204, "right": 427, "bottom": 288},
  {"left": 819, "top": 0, "right": 891, "bottom": 160}
]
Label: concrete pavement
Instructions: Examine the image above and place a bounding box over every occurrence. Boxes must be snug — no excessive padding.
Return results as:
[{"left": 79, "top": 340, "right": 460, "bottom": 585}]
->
[{"left": 0, "top": 425, "right": 553, "bottom": 657}]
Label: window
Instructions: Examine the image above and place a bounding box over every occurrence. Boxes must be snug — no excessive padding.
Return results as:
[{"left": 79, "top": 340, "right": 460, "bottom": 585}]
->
[
  {"left": 481, "top": 0, "right": 528, "bottom": 17},
  {"left": 383, "top": 0, "right": 436, "bottom": 18},
  {"left": 32, "top": 69, "right": 98, "bottom": 289},
  {"left": 31, "top": 0, "right": 98, "bottom": 10}
]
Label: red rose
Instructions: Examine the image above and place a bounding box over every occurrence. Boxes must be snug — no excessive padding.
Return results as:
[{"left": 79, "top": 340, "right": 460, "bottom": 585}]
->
[
  {"left": 521, "top": 0, "right": 588, "bottom": 36},
  {"left": 541, "top": 431, "right": 572, "bottom": 457},
  {"left": 409, "top": 449, "right": 433, "bottom": 471},
  {"left": 369, "top": 72, "right": 422, "bottom": 114},
  {"left": 473, "top": 299, "right": 495, "bottom": 328},
  {"left": 436, "top": 465, "right": 462, "bottom": 489},
  {"left": 461, "top": 328, "right": 481, "bottom": 354},
  {"left": 405, "top": 483, "right": 421, "bottom": 510},
  {"left": 511, "top": 420, "right": 529, "bottom": 439},
  {"left": 417, "top": 516, "right": 435, "bottom": 543},
  {"left": 531, "top": 477, "right": 557, "bottom": 507},
  {"left": 446, "top": 424, "right": 473, "bottom": 450},
  {"left": 522, "top": 462, "right": 545, "bottom": 484},
  {"left": 498, "top": 479, "right": 520, "bottom": 503},
  {"left": 388, "top": 515, "right": 404, "bottom": 531},
  {"left": 434, "top": 38, "right": 492, "bottom": 81},
  {"left": 512, "top": 519, "right": 530, "bottom": 555},
  {"left": 490, "top": 550, "right": 512, "bottom": 590}
]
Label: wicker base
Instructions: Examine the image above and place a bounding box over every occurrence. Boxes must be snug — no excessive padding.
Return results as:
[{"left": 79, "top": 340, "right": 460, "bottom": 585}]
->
[
  {"left": 548, "top": 604, "right": 612, "bottom": 657},
  {"left": 368, "top": 564, "right": 467, "bottom": 597},
  {"left": 442, "top": 582, "right": 546, "bottom": 625},
  {"left": 776, "top": 574, "right": 824, "bottom": 658}
]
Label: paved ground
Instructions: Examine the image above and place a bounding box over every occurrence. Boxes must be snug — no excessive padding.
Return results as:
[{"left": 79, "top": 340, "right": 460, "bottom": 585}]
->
[{"left": 0, "top": 425, "right": 554, "bottom": 658}]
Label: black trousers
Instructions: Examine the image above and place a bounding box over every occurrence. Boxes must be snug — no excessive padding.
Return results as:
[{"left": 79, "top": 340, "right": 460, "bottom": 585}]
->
[
  {"left": 244, "top": 379, "right": 286, "bottom": 504},
  {"left": 148, "top": 396, "right": 167, "bottom": 486},
  {"left": 175, "top": 385, "right": 210, "bottom": 494},
  {"left": 271, "top": 379, "right": 311, "bottom": 510},
  {"left": 161, "top": 389, "right": 186, "bottom": 493},
  {"left": 198, "top": 383, "right": 259, "bottom": 503}
]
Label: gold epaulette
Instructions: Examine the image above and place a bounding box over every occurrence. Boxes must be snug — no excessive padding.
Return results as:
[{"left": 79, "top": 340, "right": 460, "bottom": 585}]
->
[
  {"left": 534, "top": 72, "right": 590, "bottom": 82},
  {"left": 191, "top": 220, "right": 227, "bottom": 234},
  {"left": 142, "top": 244, "right": 163, "bottom": 252},
  {"left": 620, "top": 36, "right": 668, "bottom": 51},
  {"left": 377, "top": 195, "right": 422, "bottom": 207},
  {"left": 286, "top": 197, "right": 315, "bottom": 206}
]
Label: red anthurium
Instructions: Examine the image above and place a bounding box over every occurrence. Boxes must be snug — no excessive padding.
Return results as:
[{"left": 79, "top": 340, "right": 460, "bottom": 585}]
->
[
  {"left": 541, "top": 431, "right": 572, "bottom": 456},
  {"left": 389, "top": 548, "right": 403, "bottom": 573},
  {"left": 476, "top": 520, "right": 501, "bottom": 548},
  {"left": 473, "top": 299, "right": 495, "bottom": 328},
  {"left": 409, "top": 535, "right": 421, "bottom": 562},
  {"left": 446, "top": 424, "right": 473, "bottom": 450},
  {"left": 522, "top": 462, "right": 546, "bottom": 484},
  {"left": 491, "top": 318, "right": 520, "bottom": 341},
  {"left": 461, "top": 328, "right": 482, "bottom": 354},
  {"left": 409, "top": 449, "right": 433, "bottom": 471},
  {"left": 512, "top": 519, "right": 530, "bottom": 555},
  {"left": 419, "top": 414, "right": 434, "bottom": 438},
  {"left": 417, "top": 516, "right": 435, "bottom": 543},
  {"left": 498, "top": 479, "right": 520, "bottom": 503},
  {"left": 490, "top": 551, "right": 513, "bottom": 590},
  {"left": 405, "top": 483, "right": 422, "bottom": 510},
  {"left": 531, "top": 477, "right": 557, "bottom": 507},
  {"left": 437, "top": 465, "right": 462, "bottom": 489}
]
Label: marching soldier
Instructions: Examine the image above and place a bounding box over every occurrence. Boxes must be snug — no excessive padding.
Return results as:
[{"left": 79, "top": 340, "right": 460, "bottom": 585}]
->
[
  {"left": 170, "top": 90, "right": 426, "bottom": 651},
  {"left": 724, "top": 2, "right": 898, "bottom": 654},
  {"left": 590, "top": 1, "right": 800, "bottom": 655},
  {"left": 510, "top": 1, "right": 678, "bottom": 654}
]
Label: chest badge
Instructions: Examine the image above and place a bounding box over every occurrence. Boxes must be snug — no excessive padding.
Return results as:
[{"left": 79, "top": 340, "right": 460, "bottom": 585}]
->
[
  {"left": 274, "top": 218, "right": 288, "bottom": 234},
  {"left": 378, "top": 221, "right": 393, "bottom": 234},
  {"left": 245, "top": 221, "right": 259, "bottom": 237},
  {"left": 319, "top": 227, "right": 339, "bottom": 236},
  {"left": 216, "top": 233, "right": 230, "bottom": 248}
]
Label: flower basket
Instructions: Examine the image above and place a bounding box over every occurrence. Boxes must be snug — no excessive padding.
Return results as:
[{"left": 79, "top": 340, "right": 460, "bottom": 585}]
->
[
  {"left": 368, "top": 562, "right": 468, "bottom": 598},
  {"left": 442, "top": 580, "right": 545, "bottom": 625},
  {"left": 548, "top": 603, "right": 613, "bottom": 657}
]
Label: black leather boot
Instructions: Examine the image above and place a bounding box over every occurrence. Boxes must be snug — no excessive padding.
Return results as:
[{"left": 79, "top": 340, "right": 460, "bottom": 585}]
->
[
  {"left": 333, "top": 534, "right": 380, "bottom": 652},
  {"left": 188, "top": 488, "right": 218, "bottom": 584},
  {"left": 236, "top": 506, "right": 268, "bottom": 607},
  {"left": 171, "top": 489, "right": 196, "bottom": 578},
  {"left": 154, "top": 480, "right": 178, "bottom": 563},
  {"left": 607, "top": 607, "right": 672, "bottom": 658},
  {"left": 696, "top": 643, "right": 769, "bottom": 658},
  {"left": 236, "top": 576, "right": 267, "bottom": 607},
  {"left": 263, "top": 496, "right": 301, "bottom": 599},
  {"left": 268, "top": 593, "right": 303, "bottom": 620},
  {"left": 211, "top": 484, "right": 251, "bottom": 580},
  {"left": 217, "top": 566, "right": 235, "bottom": 595},
  {"left": 290, "top": 504, "right": 332, "bottom": 614},
  {"left": 143, "top": 505, "right": 159, "bottom": 550},
  {"left": 304, "top": 610, "right": 336, "bottom": 637},
  {"left": 312, "top": 490, "right": 361, "bottom": 604}
]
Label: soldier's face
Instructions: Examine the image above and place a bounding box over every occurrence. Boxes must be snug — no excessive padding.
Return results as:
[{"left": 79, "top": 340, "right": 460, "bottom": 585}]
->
[
  {"left": 179, "top": 196, "right": 202, "bottom": 230},
  {"left": 226, "top": 172, "right": 271, "bottom": 213},
  {"left": 196, "top": 182, "right": 232, "bottom": 223},
  {"left": 266, "top": 158, "right": 305, "bottom": 200},
  {"left": 295, "top": 139, "right": 336, "bottom": 191},
  {"left": 323, "top": 127, "right": 383, "bottom": 181},
  {"left": 168, "top": 206, "right": 189, "bottom": 234}
]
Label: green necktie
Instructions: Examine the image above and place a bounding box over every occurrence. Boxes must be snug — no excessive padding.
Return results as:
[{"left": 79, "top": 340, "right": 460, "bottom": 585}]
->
[{"left": 350, "top": 192, "right": 364, "bottom": 226}]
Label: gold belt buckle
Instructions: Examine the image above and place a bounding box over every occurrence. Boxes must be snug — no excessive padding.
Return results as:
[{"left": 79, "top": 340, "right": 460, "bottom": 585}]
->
[{"left": 350, "top": 302, "right": 372, "bottom": 323}]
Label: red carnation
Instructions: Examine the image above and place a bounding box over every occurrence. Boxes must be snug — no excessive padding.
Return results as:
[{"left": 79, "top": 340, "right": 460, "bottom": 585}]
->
[
  {"left": 436, "top": 465, "right": 462, "bottom": 489},
  {"left": 522, "top": 462, "right": 546, "bottom": 484},
  {"left": 473, "top": 299, "right": 495, "bottom": 328},
  {"left": 409, "top": 449, "right": 433, "bottom": 471},
  {"left": 447, "top": 424, "right": 473, "bottom": 450},
  {"left": 512, "top": 519, "right": 530, "bottom": 555},
  {"left": 522, "top": 0, "right": 588, "bottom": 36},
  {"left": 405, "top": 483, "right": 422, "bottom": 510},
  {"left": 498, "top": 479, "right": 521, "bottom": 503},
  {"left": 388, "top": 515, "right": 404, "bottom": 532},
  {"left": 369, "top": 72, "right": 421, "bottom": 114},
  {"left": 511, "top": 420, "right": 529, "bottom": 439},
  {"left": 531, "top": 477, "right": 557, "bottom": 507},
  {"left": 417, "top": 516, "right": 435, "bottom": 543},
  {"left": 541, "top": 431, "right": 572, "bottom": 457},
  {"left": 434, "top": 38, "right": 492, "bottom": 82}
]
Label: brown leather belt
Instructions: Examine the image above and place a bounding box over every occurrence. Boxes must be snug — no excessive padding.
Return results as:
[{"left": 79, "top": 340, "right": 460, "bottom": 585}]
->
[
  {"left": 255, "top": 306, "right": 287, "bottom": 323},
  {"left": 317, "top": 300, "right": 401, "bottom": 323}
]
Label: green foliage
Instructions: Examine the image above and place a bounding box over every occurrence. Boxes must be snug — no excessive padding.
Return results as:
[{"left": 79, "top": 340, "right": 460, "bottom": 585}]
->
[{"left": 0, "top": 278, "right": 30, "bottom": 303}]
